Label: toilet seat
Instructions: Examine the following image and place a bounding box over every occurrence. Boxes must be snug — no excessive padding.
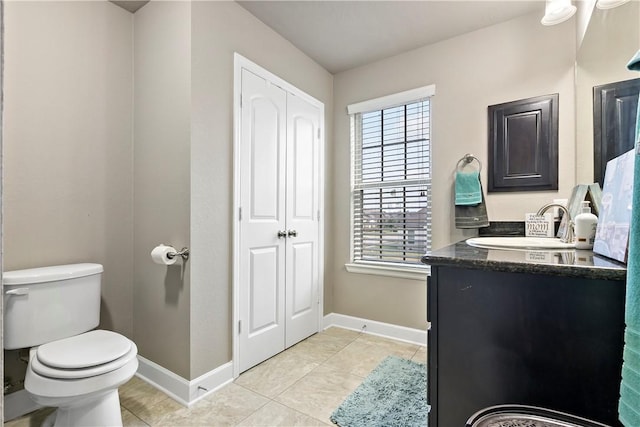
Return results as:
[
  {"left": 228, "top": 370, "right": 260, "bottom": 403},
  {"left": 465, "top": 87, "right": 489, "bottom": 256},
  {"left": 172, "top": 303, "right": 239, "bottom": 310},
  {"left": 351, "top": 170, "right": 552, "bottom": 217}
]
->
[
  {"left": 25, "top": 340, "right": 138, "bottom": 402},
  {"left": 31, "top": 330, "right": 136, "bottom": 379}
]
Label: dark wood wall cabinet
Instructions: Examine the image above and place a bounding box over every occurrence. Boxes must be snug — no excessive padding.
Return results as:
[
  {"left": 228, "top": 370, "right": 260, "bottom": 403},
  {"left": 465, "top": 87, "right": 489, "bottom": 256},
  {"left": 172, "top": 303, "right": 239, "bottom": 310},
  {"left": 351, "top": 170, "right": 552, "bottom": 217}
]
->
[
  {"left": 488, "top": 94, "right": 559, "bottom": 192},
  {"left": 593, "top": 78, "right": 640, "bottom": 186}
]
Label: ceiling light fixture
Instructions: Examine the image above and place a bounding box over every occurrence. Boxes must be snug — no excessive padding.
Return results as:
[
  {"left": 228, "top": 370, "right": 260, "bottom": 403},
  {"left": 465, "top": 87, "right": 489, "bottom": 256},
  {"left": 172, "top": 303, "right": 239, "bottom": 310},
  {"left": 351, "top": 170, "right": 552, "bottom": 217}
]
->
[
  {"left": 596, "top": 0, "right": 631, "bottom": 9},
  {"left": 541, "top": 0, "right": 577, "bottom": 26}
]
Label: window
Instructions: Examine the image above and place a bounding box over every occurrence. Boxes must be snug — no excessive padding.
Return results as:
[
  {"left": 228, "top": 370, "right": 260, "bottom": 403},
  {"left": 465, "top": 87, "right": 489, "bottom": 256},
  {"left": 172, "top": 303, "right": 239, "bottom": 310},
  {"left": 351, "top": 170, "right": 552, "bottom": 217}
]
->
[{"left": 347, "top": 86, "right": 433, "bottom": 278}]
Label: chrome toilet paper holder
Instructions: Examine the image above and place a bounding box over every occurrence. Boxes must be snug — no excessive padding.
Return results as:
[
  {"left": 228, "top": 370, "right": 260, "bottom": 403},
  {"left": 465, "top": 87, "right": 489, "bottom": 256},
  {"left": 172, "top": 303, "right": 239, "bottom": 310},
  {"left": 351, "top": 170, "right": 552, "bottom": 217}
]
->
[{"left": 166, "top": 246, "right": 190, "bottom": 262}]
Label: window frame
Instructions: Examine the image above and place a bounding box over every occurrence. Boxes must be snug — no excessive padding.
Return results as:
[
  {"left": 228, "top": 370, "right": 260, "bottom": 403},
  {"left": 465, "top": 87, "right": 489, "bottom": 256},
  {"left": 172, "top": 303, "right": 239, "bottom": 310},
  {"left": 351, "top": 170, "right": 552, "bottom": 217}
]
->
[{"left": 345, "top": 85, "right": 435, "bottom": 280}]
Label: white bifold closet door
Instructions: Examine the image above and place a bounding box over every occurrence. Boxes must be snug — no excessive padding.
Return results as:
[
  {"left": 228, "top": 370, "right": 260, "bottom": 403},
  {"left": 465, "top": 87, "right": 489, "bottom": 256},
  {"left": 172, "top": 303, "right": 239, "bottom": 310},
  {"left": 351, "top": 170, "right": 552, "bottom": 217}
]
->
[{"left": 238, "top": 68, "right": 321, "bottom": 373}]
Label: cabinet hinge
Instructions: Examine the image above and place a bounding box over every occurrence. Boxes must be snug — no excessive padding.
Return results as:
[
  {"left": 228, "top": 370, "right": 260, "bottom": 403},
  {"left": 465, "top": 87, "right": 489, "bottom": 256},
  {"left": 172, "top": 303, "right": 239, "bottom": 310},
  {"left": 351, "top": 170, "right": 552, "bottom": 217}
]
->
[
  {"left": 317, "top": 210, "right": 320, "bottom": 221},
  {"left": 238, "top": 320, "right": 242, "bottom": 334},
  {"left": 317, "top": 128, "right": 320, "bottom": 139},
  {"left": 240, "top": 94, "right": 242, "bottom": 109},
  {"left": 239, "top": 207, "right": 242, "bottom": 221}
]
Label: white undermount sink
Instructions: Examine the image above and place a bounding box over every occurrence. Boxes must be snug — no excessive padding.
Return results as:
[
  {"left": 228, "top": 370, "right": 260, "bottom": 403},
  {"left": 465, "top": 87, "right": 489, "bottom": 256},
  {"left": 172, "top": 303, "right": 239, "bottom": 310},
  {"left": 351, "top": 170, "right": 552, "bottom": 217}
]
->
[{"left": 466, "top": 236, "right": 576, "bottom": 250}]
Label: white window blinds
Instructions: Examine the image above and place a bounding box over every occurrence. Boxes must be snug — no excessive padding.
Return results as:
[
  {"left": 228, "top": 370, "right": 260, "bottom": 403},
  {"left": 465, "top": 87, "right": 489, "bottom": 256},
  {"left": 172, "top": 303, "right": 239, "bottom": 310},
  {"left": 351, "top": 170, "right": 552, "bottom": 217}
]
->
[{"left": 350, "top": 96, "right": 432, "bottom": 266}]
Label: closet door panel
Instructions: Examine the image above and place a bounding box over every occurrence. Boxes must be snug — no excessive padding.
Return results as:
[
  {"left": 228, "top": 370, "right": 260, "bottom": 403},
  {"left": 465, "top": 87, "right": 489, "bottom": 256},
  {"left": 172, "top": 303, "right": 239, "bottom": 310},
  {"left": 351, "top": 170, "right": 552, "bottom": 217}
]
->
[
  {"left": 291, "top": 242, "right": 314, "bottom": 318},
  {"left": 292, "top": 116, "right": 315, "bottom": 219},
  {"left": 285, "top": 93, "right": 320, "bottom": 347},
  {"left": 251, "top": 98, "right": 281, "bottom": 219},
  {"left": 238, "top": 69, "right": 287, "bottom": 373},
  {"left": 249, "top": 247, "right": 280, "bottom": 332}
]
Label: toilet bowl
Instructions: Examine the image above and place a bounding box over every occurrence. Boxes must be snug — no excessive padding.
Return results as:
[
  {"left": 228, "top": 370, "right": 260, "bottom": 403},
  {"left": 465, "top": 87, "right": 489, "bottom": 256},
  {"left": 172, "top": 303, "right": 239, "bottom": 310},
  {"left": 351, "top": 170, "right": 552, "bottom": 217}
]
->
[
  {"left": 25, "top": 330, "right": 138, "bottom": 426},
  {"left": 3, "top": 264, "right": 139, "bottom": 426}
]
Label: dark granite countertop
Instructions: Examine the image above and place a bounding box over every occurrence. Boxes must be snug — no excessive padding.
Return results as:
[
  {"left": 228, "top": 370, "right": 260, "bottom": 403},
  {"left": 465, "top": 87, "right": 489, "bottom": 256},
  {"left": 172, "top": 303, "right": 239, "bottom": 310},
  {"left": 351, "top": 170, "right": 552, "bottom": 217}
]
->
[{"left": 421, "top": 240, "right": 627, "bottom": 280}]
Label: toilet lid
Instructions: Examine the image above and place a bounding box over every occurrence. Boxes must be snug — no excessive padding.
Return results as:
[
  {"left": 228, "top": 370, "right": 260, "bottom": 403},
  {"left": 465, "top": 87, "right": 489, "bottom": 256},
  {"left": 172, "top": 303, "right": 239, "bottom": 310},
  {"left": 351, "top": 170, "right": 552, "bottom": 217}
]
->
[
  {"left": 32, "top": 330, "right": 136, "bottom": 379},
  {"left": 36, "top": 330, "right": 132, "bottom": 369},
  {"left": 32, "top": 340, "right": 137, "bottom": 380}
]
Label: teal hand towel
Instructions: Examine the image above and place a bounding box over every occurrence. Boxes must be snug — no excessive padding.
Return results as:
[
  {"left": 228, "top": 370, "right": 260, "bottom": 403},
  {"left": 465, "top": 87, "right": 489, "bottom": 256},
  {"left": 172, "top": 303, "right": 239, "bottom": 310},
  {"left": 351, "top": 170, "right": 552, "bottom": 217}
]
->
[
  {"left": 620, "top": 332, "right": 640, "bottom": 426},
  {"left": 455, "top": 171, "right": 482, "bottom": 206},
  {"left": 619, "top": 86, "right": 640, "bottom": 425}
]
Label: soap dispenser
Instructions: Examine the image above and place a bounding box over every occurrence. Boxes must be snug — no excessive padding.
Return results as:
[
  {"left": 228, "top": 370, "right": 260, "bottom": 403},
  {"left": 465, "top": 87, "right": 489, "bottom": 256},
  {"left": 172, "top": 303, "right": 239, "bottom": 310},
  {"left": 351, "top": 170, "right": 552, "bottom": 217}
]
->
[{"left": 574, "top": 201, "right": 598, "bottom": 250}]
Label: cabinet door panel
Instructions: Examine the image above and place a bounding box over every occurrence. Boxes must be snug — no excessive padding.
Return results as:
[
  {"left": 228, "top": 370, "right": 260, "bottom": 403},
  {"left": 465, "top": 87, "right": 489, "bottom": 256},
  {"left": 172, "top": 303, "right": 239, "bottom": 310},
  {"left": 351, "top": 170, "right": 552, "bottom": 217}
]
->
[
  {"left": 433, "top": 266, "right": 624, "bottom": 427},
  {"left": 593, "top": 78, "right": 640, "bottom": 185},
  {"left": 488, "top": 94, "right": 558, "bottom": 192}
]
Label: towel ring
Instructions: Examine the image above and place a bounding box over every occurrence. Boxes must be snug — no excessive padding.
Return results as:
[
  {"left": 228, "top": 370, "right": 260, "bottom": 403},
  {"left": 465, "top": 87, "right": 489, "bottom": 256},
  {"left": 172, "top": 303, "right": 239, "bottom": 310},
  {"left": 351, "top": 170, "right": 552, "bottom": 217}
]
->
[{"left": 456, "top": 153, "right": 482, "bottom": 173}]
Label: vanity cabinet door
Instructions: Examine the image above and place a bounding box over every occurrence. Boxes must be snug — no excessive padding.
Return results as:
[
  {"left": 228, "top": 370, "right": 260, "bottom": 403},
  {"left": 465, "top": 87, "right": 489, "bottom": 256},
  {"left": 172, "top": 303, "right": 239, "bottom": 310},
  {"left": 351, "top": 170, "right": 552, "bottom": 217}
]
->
[{"left": 430, "top": 266, "right": 625, "bottom": 427}]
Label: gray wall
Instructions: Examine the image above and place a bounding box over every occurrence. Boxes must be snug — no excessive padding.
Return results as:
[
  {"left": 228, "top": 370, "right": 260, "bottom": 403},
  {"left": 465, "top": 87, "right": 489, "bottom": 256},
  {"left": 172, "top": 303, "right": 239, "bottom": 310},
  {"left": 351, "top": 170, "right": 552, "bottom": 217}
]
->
[
  {"left": 190, "top": 1, "right": 333, "bottom": 378},
  {"left": 3, "top": 1, "right": 134, "bottom": 337},
  {"left": 330, "top": 12, "right": 576, "bottom": 330},
  {"left": 133, "top": 1, "right": 192, "bottom": 379},
  {"left": 2, "top": 0, "right": 134, "bottom": 393}
]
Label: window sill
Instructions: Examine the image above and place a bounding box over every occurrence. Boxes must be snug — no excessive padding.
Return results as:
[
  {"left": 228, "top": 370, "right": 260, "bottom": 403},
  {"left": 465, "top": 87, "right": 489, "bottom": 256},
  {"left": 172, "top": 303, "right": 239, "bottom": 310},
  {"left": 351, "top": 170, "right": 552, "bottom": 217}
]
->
[{"left": 345, "top": 262, "right": 429, "bottom": 281}]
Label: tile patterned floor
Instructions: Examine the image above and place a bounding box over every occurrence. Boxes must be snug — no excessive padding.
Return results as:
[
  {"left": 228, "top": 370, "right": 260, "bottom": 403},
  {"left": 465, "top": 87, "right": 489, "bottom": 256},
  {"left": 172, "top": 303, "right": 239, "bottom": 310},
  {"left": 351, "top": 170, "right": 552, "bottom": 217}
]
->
[{"left": 5, "top": 327, "right": 427, "bottom": 427}]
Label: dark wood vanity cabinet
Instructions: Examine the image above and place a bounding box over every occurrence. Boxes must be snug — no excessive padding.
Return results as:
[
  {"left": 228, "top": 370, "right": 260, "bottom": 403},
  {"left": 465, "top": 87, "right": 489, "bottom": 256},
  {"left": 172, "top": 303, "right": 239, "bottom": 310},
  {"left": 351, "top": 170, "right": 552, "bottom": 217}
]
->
[{"left": 427, "top": 265, "right": 625, "bottom": 427}]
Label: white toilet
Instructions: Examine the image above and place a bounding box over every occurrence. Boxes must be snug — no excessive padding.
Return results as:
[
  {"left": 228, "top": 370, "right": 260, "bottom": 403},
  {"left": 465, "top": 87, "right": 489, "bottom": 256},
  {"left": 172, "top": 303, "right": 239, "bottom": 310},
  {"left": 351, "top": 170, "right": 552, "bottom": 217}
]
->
[{"left": 3, "top": 263, "right": 138, "bottom": 427}]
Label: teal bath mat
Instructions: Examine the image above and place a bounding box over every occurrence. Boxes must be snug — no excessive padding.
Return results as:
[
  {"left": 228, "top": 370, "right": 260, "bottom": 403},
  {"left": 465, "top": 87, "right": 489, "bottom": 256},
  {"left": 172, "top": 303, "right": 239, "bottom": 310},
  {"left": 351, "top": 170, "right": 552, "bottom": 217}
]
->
[{"left": 330, "top": 355, "right": 428, "bottom": 427}]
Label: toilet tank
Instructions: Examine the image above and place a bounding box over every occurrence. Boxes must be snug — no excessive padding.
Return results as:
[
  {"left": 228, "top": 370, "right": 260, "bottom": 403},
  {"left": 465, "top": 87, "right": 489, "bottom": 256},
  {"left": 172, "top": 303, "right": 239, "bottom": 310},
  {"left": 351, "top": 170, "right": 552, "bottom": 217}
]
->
[{"left": 3, "top": 263, "right": 103, "bottom": 350}]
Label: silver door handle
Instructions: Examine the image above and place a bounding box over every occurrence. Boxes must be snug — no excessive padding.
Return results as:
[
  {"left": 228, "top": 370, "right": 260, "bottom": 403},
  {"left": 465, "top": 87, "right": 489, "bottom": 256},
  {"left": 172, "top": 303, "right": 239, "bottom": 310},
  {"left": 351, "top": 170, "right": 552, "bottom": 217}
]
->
[
  {"left": 277, "top": 230, "right": 287, "bottom": 239},
  {"left": 287, "top": 230, "right": 298, "bottom": 237}
]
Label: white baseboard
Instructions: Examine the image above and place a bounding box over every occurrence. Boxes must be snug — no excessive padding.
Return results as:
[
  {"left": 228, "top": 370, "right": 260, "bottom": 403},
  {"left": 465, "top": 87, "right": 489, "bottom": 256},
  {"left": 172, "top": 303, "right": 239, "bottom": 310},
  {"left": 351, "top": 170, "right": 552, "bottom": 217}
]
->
[
  {"left": 135, "top": 356, "right": 234, "bottom": 407},
  {"left": 323, "top": 313, "right": 427, "bottom": 347},
  {"left": 4, "top": 389, "right": 43, "bottom": 421},
  {"left": 3, "top": 358, "right": 234, "bottom": 420}
]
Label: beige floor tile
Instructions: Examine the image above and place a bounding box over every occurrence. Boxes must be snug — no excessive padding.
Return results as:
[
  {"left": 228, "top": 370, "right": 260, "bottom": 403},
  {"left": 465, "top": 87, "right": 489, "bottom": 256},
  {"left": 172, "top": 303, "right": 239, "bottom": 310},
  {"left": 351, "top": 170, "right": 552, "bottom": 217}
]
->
[
  {"left": 152, "top": 383, "right": 269, "bottom": 427},
  {"left": 355, "top": 333, "right": 421, "bottom": 356},
  {"left": 3, "top": 407, "right": 55, "bottom": 427},
  {"left": 321, "top": 327, "right": 361, "bottom": 341},
  {"left": 412, "top": 346, "right": 428, "bottom": 364},
  {"left": 236, "top": 401, "right": 330, "bottom": 426},
  {"left": 274, "top": 364, "right": 363, "bottom": 424},
  {"left": 322, "top": 339, "right": 414, "bottom": 378},
  {"left": 130, "top": 393, "right": 185, "bottom": 426},
  {"left": 283, "top": 332, "right": 355, "bottom": 364},
  {"left": 234, "top": 350, "right": 320, "bottom": 398},
  {"left": 122, "top": 407, "right": 150, "bottom": 427},
  {"left": 4, "top": 406, "right": 146, "bottom": 427},
  {"left": 119, "top": 376, "right": 174, "bottom": 419}
]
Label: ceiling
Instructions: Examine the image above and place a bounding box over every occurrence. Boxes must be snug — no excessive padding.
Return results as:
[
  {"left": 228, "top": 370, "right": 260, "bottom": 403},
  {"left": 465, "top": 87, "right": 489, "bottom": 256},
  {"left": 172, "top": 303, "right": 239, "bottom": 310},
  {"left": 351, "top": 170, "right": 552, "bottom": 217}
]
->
[
  {"left": 110, "top": 0, "right": 149, "bottom": 13},
  {"left": 237, "top": 1, "right": 545, "bottom": 74},
  {"left": 108, "top": 0, "right": 546, "bottom": 74}
]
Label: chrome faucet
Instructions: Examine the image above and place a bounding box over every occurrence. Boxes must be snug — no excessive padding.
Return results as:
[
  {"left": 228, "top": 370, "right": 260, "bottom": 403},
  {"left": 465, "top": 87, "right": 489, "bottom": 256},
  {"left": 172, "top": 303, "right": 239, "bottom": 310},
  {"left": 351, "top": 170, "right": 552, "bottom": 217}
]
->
[{"left": 536, "top": 203, "right": 574, "bottom": 243}]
